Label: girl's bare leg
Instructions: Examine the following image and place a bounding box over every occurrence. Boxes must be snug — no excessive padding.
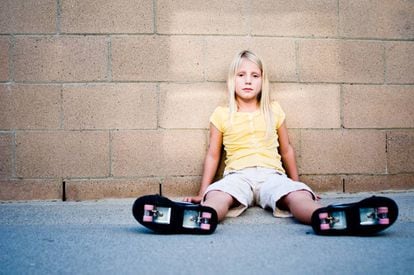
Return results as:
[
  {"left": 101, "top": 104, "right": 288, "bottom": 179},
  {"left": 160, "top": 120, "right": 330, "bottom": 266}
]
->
[
  {"left": 202, "top": 190, "right": 235, "bottom": 222},
  {"left": 280, "top": 190, "right": 321, "bottom": 224}
]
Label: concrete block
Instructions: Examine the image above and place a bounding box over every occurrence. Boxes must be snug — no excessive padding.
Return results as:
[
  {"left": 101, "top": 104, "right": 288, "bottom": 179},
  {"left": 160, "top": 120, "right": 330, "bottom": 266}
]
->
[
  {"left": 387, "top": 131, "right": 414, "bottom": 173},
  {"left": 301, "top": 130, "right": 386, "bottom": 174},
  {"left": 298, "top": 40, "right": 384, "bottom": 83},
  {"left": 162, "top": 176, "right": 201, "bottom": 197},
  {"left": 111, "top": 130, "right": 207, "bottom": 177},
  {"left": 159, "top": 82, "right": 227, "bottom": 129},
  {"left": 386, "top": 42, "right": 414, "bottom": 84},
  {"left": 287, "top": 129, "right": 302, "bottom": 171},
  {"left": 345, "top": 174, "right": 414, "bottom": 193},
  {"left": 205, "top": 36, "right": 250, "bottom": 81},
  {"left": 112, "top": 35, "right": 204, "bottom": 81},
  {"left": 205, "top": 37, "right": 297, "bottom": 82},
  {"left": 0, "top": 134, "right": 13, "bottom": 179},
  {"left": 249, "top": 38, "right": 297, "bottom": 82},
  {"left": 157, "top": 0, "right": 247, "bottom": 34},
  {"left": 271, "top": 83, "right": 341, "bottom": 129},
  {"left": 251, "top": 0, "right": 337, "bottom": 37},
  {"left": 65, "top": 178, "right": 160, "bottom": 201},
  {"left": 0, "top": 37, "right": 9, "bottom": 80},
  {"left": 299, "top": 175, "right": 343, "bottom": 193},
  {"left": 61, "top": 0, "right": 153, "bottom": 33},
  {"left": 63, "top": 83, "right": 157, "bottom": 130},
  {"left": 16, "top": 131, "right": 110, "bottom": 178},
  {"left": 339, "top": 0, "right": 414, "bottom": 39},
  {"left": 343, "top": 85, "right": 414, "bottom": 128},
  {"left": 288, "top": 129, "right": 301, "bottom": 155},
  {"left": 13, "top": 36, "right": 107, "bottom": 82},
  {"left": 0, "top": 84, "right": 61, "bottom": 129},
  {"left": 0, "top": 180, "right": 62, "bottom": 201},
  {"left": 0, "top": 0, "right": 56, "bottom": 33}
]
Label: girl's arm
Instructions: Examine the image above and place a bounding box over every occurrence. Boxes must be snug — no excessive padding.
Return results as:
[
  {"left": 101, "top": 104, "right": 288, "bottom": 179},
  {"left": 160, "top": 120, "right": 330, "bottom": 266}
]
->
[
  {"left": 183, "top": 123, "right": 223, "bottom": 203},
  {"left": 277, "top": 122, "right": 299, "bottom": 181}
]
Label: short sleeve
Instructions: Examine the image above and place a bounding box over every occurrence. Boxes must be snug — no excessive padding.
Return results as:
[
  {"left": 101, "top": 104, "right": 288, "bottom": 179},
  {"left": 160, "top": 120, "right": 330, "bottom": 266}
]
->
[
  {"left": 209, "top": 106, "right": 226, "bottom": 133},
  {"left": 271, "top": 101, "right": 286, "bottom": 129}
]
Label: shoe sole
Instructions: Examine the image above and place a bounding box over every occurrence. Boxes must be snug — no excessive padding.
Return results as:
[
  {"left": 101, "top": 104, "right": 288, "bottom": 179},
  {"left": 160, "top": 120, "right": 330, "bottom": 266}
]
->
[
  {"left": 311, "top": 196, "right": 398, "bottom": 236},
  {"left": 132, "top": 195, "right": 218, "bottom": 234}
]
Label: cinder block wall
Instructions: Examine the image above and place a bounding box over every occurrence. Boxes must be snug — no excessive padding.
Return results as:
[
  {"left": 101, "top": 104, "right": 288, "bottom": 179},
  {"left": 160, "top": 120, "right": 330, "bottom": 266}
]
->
[{"left": 0, "top": 0, "right": 413, "bottom": 201}]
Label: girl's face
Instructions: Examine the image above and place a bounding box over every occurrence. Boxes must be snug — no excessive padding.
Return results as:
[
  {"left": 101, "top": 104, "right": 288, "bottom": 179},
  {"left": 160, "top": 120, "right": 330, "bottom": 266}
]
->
[{"left": 234, "top": 58, "right": 262, "bottom": 104}]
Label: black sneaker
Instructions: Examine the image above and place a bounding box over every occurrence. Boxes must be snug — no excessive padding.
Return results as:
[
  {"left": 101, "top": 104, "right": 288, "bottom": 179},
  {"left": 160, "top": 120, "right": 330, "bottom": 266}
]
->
[
  {"left": 311, "top": 196, "right": 398, "bottom": 236},
  {"left": 132, "top": 195, "right": 218, "bottom": 234}
]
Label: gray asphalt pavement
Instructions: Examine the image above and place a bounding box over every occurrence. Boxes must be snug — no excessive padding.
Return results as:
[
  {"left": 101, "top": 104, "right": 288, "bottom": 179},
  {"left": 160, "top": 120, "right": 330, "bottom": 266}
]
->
[{"left": 1, "top": 192, "right": 413, "bottom": 275}]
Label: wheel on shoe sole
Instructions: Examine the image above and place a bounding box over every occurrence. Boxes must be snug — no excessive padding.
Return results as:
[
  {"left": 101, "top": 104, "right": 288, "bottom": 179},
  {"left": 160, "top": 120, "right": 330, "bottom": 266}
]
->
[
  {"left": 200, "top": 223, "right": 211, "bottom": 230},
  {"left": 143, "top": 204, "right": 155, "bottom": 222},
  {"left": 182, "top": 211, "right": 213, "bottom": 230},
  {"left": 377, "top": 206, "right": 389, "bottom": 225},
  {"left": 132, "top": 195, "right": 218, "bottom": 234},
  {"left": 312, "top": 196, "right": 398, "bottom": 236},
  {"left": 318, "top": 212, "right": 330, "bottom": 230},
  {"left": 360, "top": 206, "right": 390, "bottom": 226},
  {"left": 320, "top": 223, "right": 330, "bottom": 230},
  {"left": 199, "top": 212, "right": 213, "bottom": 231},
  {"left": 202, "top": 212, "right": 212, "bottom": 219},
  {"left": 319, "top": 212, "right": 328, "bottom": 219}
]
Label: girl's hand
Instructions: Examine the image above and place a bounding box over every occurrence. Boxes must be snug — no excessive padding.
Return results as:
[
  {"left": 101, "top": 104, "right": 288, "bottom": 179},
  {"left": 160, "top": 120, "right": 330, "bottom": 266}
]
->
[{"left": 183, "top": 195, "right": 203, "bottom": 204}]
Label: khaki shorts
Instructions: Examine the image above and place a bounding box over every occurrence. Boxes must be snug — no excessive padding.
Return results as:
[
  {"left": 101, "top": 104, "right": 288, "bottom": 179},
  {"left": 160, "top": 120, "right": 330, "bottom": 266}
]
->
[{"left": 203, "top": 167, "right": 316, "bottom": 218}]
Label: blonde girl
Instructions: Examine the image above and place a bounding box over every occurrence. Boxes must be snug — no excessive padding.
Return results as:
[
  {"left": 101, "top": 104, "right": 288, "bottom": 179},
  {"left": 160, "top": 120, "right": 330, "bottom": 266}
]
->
[
  {"left": 184, "top": 50, "right": 320, "bottom": 223},
  {"left": 134, "top": 50, "right": 398, "bottom": 236}
]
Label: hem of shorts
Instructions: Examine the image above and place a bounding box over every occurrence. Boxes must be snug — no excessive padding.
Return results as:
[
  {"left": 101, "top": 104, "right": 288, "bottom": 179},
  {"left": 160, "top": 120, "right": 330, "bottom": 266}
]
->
[
  {"left": 271, "top": 188, "right": 317, "bottom": 218},
  {"left": 203, "top": 189, "right": 249, "bottom": 218}
]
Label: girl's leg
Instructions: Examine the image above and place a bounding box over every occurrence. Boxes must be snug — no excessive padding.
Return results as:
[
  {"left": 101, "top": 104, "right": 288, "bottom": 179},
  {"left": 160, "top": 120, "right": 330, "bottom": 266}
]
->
[
  {"left": 280, "top": 190, "right": 321, "bottom": 224},
  {"left": 202, "top": 190, "right": 235, "bottom": 222}
]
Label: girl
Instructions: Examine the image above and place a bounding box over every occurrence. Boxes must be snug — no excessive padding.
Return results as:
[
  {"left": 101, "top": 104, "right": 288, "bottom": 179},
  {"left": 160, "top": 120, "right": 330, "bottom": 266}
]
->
[
  {"left": 183, "top": 50, "right": 320, "bottom": 223},
  {"left": 133, "top": 50, "right": 398, "bottom": 235}
]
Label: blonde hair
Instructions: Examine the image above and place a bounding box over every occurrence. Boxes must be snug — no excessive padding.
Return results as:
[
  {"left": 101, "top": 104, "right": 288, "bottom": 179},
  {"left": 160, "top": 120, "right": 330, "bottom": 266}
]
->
[{"left": 227, "top": 50, "right": 274, "bottom": 137}]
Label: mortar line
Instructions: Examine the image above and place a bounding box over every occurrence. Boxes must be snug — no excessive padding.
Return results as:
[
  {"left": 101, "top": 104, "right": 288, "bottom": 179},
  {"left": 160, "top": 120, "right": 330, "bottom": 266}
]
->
[
  {"left": 6, "top": 32, "right": 414, "bottom": 41},
  {"left": 56, "top": 84, "right": 62, "bottom": 130},
  {"left": 11, "top": 130, "right": 17, "bottom": 178},
  {"left": 18, "top": 80, "right": 412, "bottom": 86},
  {"left": 153, "top": 0, "right": 157, "bottom": 33},
  {"left": 6, "top": 125, "right": 414, "bottom": 132},
  {"left": 8, "top": 35, "right": 15, "bottom": 83},
  {"left": 339, "top": 84, "right": 344, "bottom": 128},
  {"left": 295, "top": 40, "right": 300, "bottom": 82},
  {"left": 109, "top": 130, "right": 113, "bottom": 177},
  {"left": 201, "top": 37, "right": 207, "bottom": 81},
  {"left": 6, "top": 80, "right": 414, "bottom": 86},
  {"left": 336, "top": 0, "right": 340, "bottom": 37},
  {"left": 106, "top": 35, "right": 112, "bottom": 82},
  {"left": 4, "top": 127, "right": 413, "bottom": 133},
  {"left": 56, "top": 0, "right": 62, "bottom": 34},
  {"left": 383, "top": 42, "right": 387, "bottom": 84},
  {"left": 245, "top": 0, "right": 252, "bottom": 36},
  {"left": 156, "top": 83, "right": 160, "bottom": 129}
]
